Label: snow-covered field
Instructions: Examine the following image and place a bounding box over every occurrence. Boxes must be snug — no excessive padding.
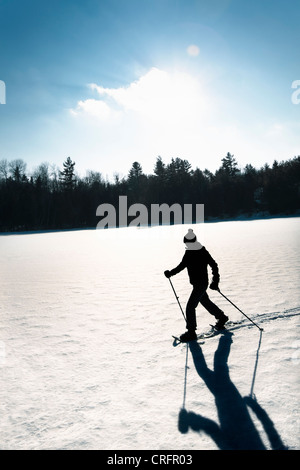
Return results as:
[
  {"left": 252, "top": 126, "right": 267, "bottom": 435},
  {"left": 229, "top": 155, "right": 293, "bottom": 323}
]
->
[{"left": 0, "top": 217, "right": 299, "bottom": 450}]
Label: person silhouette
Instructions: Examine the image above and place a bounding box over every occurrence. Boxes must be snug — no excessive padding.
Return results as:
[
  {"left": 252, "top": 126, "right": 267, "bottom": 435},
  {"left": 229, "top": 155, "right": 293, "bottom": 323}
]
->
[{"left": 164, "top": 229, "right": 228, "bottom": 342}]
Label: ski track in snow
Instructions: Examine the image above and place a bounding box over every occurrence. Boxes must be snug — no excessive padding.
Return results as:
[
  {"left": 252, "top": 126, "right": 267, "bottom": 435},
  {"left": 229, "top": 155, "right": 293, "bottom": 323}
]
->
[{"left": 0, "top": 217, "right": 299, "bottom": 450}]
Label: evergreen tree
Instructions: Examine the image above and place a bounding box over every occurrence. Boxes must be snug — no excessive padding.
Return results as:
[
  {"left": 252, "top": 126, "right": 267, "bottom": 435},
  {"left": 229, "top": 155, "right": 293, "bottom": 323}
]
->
[
  {"left": 154, "top": 156, "right": 166, "bottom": 179},
  {"left": 127, "top": 161, "right": 146, "bottom": 203},
  {"left": 128, "top": 161, "right": 143, "bottom": 180},
  {"left": 59, "top": 157, "right": 76, "bottom": 190},
  {"left": 220, "top": 152, "right": 240, "bottom": 177}
]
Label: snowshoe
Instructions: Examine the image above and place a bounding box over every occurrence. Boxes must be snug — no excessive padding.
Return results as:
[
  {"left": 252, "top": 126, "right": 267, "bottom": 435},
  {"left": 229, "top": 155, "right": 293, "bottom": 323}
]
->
[
  {"left": 179, "top": 330, "right": 197, "bottom": 342},
  {"left": 214, "top": 314, "right": 229, "bottom": 331}
]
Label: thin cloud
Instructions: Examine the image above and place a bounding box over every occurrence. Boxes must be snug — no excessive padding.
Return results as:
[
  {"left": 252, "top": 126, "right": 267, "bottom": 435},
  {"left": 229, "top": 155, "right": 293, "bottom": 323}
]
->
[{"left": 71, "top": 68, "right": 211, "bottom": 126}]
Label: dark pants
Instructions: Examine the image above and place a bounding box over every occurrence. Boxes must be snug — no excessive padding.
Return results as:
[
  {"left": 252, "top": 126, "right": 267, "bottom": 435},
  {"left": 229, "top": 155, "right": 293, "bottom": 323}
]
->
[{"left": 186, "top": 284, "right": 224, "bottom": 331}]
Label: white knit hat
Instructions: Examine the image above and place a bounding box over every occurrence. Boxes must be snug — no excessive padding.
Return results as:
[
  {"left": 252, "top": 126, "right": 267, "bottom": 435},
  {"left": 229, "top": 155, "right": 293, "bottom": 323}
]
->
[{"left": 183, "top": 228, "right": 197, "bottom": 243}]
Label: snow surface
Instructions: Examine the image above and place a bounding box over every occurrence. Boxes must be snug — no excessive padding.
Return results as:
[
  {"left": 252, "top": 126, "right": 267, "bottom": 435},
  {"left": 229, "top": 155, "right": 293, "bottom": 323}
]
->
[{"left": 0, "top": 217, "right": 299, "bottom": 450}]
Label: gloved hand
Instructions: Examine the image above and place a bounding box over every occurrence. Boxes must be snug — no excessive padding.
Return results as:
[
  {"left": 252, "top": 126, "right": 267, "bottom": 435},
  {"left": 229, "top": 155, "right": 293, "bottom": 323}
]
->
[
  {"left": 209, "top": 281, "right": 219, "bottom": 291},
  {"left": 164, "top": 270, "right": 171, "bottom": 278}
]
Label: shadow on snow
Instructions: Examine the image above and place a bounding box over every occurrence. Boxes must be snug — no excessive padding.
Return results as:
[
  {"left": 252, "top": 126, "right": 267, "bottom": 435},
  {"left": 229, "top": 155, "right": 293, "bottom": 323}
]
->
[{"left": 178, "top": 330, "right": 288, "bottom": 450}]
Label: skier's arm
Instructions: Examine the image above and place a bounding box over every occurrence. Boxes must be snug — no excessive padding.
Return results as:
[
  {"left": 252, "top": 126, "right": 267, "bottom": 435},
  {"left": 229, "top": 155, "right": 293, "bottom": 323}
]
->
[
  {"left": 207, "top": 252, "right": 220, "bottom": 289},
  {"left": 164, "top": 255, "right": 187, "bottom": 278}
]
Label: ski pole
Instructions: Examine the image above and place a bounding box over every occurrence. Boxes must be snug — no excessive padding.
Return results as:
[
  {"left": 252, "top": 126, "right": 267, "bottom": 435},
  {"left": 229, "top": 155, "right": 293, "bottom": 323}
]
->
[
  {"left": 217, "top": 289, "right": 264, "bottom": 331},
  {"left": 168, "top": 278, "right": 186, "bottom": 322}
]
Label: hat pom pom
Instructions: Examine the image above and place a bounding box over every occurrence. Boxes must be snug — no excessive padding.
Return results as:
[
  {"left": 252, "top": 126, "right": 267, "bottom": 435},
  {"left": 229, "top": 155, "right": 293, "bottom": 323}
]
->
[{"left": 183, "top": 228, "right": 197, "bottom": 243}]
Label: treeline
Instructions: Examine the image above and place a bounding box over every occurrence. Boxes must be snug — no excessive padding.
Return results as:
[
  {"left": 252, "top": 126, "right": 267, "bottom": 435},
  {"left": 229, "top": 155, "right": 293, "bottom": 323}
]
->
[{"left": 0, "top": 153, "right": 299, "bottom": 231}]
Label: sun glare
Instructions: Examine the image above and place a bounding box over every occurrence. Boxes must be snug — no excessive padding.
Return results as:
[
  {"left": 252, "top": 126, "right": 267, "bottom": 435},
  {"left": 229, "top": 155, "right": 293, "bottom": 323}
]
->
[{"left": 70, "top": 67, "right": 214, "bottom": 173}]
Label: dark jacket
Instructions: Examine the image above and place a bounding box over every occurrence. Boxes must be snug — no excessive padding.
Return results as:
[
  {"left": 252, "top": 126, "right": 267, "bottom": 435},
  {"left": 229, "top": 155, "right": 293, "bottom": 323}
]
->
[{"left": 170, "top": 246, "right": 220, "bottom": 286}]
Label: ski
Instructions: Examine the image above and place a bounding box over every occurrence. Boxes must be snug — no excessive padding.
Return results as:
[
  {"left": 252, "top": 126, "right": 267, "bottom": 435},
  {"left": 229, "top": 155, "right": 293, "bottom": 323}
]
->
[
  {"left": 198, "top": 327, "right": 225, "bottom": 339},
  {"left": 172, "top": 333, "right": 205, "bottom": 345},
  {"left": 209, "top": 323, "right": 226, "bottom": 332},
  {"left": 172, "top": 335, "right": 183, "bottom": 343}
]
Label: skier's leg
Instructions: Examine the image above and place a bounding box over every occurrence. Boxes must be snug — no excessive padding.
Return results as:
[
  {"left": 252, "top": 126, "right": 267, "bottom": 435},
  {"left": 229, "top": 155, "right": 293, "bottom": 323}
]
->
[
  {"left": 199, "top": 291, "right": 225, "bottom": 319},
  {"left": 186, "top": 285, "right": 206, "bottom": 331},
  {"left": 179, "top": 287, "right": 202, "bottom": 341}
]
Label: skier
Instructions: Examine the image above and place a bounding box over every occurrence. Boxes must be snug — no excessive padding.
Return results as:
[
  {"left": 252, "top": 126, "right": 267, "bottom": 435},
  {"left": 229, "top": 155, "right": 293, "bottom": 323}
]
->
[{"left": 164, "top": 228, "right": 228, "bottom": 342}]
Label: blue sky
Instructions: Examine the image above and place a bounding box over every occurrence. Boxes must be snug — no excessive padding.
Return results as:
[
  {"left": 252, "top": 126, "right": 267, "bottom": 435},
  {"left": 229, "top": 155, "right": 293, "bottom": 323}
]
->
[{"left": 0, "top": 0, "right": 299, "bottom": 179}]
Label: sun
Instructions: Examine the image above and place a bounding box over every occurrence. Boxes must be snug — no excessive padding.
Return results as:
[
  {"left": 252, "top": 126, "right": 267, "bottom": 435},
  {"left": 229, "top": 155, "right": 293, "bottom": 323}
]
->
[{"left": 187, "top": 44, "right": 200, "bottom": 57}]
